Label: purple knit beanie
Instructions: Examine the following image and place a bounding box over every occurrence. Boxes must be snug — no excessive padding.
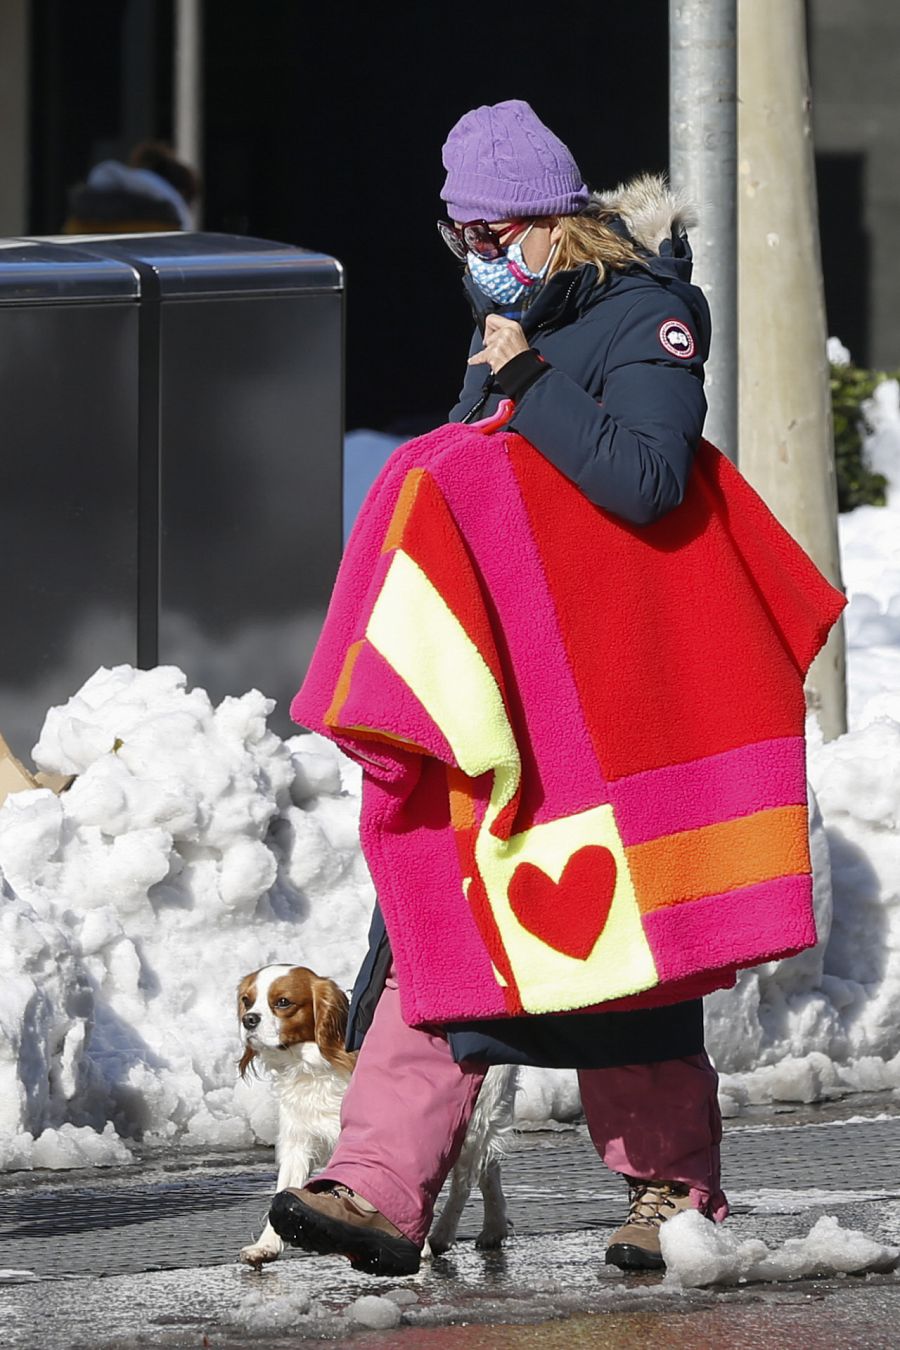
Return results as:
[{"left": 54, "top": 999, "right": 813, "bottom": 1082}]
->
[{"left": 441, "top": 99, "right": 589, "bottom": 222}]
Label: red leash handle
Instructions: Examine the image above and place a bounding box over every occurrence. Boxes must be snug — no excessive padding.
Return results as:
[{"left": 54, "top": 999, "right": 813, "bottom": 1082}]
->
[{"left": 467, "top": 398, "right": 516, "bottom": 434}]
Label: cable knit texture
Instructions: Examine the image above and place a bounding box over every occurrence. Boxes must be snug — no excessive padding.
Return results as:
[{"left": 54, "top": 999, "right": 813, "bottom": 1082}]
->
[{"left": 441, "top": 99, "right": 590, "bottom": 221}]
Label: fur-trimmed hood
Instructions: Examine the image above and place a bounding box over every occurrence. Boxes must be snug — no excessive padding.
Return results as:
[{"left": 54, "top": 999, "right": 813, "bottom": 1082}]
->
[
  {"left": 593, "top": 173, "right": 697, "bottom": 258},
  {"left": 585, "top": 172, "right": 709, "bottom": 351}
]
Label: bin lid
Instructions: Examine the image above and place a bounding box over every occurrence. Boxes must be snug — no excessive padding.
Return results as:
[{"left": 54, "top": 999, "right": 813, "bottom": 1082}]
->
[
  {"left": 33, "top": 232, "right": 343, "bottom": 298},
  {"left": 0, "top": 240, "right": 140, "bottom": 304}
]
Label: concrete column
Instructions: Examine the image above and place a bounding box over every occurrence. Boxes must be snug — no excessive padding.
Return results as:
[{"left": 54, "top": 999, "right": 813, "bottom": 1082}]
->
[
  {"left": 738, "top": 0, "right": 846, "bottom": 740},
  {"left": 0, "top": 0, "right": 29, "bottom": 236}
]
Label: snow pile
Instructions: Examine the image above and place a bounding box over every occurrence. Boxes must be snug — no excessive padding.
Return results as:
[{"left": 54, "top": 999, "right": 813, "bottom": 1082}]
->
[
  {"left": 0, "top": 665, "right": 374, "bottom": 1167},
  {"left": 231, "top": 1287, "right": 406, "bottom": 1336},
  {"left": 233, "top": 1284, "right": 311, "bottom": 1331},
  {"left": 346, "top": 1295, "right": 404, "bottom": 1330},
  {"left": 860, "top": 377, "right": 900, "bottom": 502},
  {"left": 826, "top": 336, "right": 851, "bottom": 367},
  {"left": 707, "top": 366, "right": 900, "bottom": 1111},
  {"left": 2, "top": 357, "right": 900, "bottom": 1164},
  {"left": 661, "top": 1210, "right": 898, "bottom": 1287},
  {"left": 0, "top": 876, "right": 96, "bottom": 1166}
]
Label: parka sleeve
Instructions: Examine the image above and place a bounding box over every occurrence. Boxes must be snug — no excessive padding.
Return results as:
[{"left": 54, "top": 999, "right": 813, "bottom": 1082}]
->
[{"left": 506, "top": 291, "right": 708, "bottom": 525}]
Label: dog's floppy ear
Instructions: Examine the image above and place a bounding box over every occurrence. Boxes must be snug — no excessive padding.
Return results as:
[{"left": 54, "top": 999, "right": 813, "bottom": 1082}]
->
[
  {"left": 236, "top": 973, "right": 259, "bottom": 1078},
  {"left": 311, "top": 977, "right": 355, "bottom": 1074}
]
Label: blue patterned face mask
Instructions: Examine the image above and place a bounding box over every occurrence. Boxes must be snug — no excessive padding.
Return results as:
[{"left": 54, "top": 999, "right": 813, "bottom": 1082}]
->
[{"left": 467, "top": 225, "right": 554, "bottom": 306}]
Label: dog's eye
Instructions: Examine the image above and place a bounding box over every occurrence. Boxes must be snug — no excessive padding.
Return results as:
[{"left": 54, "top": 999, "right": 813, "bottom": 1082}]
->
[
  {"left": 274, "top": 998, "right": 293, "bottom": 1010},
  {"left": 240, "top": 995, "right": 252, "bottom": 1008}
]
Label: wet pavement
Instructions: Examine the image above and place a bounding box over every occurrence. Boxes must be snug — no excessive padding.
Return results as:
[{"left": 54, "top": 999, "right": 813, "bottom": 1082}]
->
[{"left": 2, "top": 1098, "right": 900, "bottom": 1348}]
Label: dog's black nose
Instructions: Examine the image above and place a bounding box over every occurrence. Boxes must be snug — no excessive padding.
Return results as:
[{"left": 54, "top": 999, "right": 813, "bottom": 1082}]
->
[{"left": 242, "top": 1013, "right": 261, "bottom": 1030}]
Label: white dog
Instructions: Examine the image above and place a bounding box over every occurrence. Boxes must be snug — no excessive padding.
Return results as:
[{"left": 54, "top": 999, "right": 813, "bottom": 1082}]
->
[{"left": 237, "top": 963, "right": 515, "bottom": 1268}]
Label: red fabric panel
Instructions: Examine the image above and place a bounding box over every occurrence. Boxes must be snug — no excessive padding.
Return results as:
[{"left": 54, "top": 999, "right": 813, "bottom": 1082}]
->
[
  {"left": 509, "top": 436, "right": 845, "bottom": 779},
  {"left": 393, "top": 468, "right": 507, "bottom": 698}
]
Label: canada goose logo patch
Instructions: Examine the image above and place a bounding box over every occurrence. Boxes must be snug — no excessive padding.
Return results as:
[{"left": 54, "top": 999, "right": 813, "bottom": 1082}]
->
[{"left": 658, "top": 319, "right": 696, "bottom": 359}]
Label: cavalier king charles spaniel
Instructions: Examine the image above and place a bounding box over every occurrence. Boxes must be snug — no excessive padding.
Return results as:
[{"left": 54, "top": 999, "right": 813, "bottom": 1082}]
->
[{"left": 237, "top": 963, "right": 514, "bottom": 1267}]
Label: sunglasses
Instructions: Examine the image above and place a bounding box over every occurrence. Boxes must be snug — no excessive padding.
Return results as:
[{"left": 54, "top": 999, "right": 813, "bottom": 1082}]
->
[{"left": 437, "top": 218, "right": 530, "bottom": 262}]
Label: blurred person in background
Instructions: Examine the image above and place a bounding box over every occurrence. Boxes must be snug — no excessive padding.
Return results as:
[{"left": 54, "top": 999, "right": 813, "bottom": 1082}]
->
[{"left": 63, "top": 140, "right": 199, "bottom": 234}]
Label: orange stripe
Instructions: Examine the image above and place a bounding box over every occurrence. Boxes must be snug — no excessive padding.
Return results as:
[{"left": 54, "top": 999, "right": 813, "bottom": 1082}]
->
[
  {"left": 447, "top": 766, "right": 477, "bottom": 879},
  {"left": 625, "top": 805, "right": 811, "bottom": 913},
  {"left": 339, "top": 726, "right": 430, "bottom": 754},
  {"left": 324, "top": 639, "right": 365, "bottom": 727},
  {"left": 382, "top": 467, "right": 425, "bottom": 553},
  {"left": 447, "top": 765, "right": 476, "bottom": 832}
]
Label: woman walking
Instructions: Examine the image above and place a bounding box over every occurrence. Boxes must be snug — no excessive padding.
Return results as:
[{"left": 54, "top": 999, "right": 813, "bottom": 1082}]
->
[{"left": 272, "top": 99, "right": 728, "bottom": 1276}]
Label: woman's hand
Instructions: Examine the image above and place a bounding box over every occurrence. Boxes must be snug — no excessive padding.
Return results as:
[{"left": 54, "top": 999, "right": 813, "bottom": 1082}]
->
[{"left": 467, "top": 314, "right": 530, "bottom": 374}]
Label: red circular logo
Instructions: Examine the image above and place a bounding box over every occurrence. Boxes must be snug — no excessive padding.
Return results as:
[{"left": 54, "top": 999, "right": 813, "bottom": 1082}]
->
[{"left": 658, "top": 318, "right": 696, "bottom": 359}]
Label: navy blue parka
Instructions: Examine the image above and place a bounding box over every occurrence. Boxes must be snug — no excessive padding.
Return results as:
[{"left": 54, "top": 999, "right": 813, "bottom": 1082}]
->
[
  {"left": 346, "top": 192, "right": 711, "bottom": 1068},
  {"left": 451, "top": 225, "right": 710, "bottom": 521}
]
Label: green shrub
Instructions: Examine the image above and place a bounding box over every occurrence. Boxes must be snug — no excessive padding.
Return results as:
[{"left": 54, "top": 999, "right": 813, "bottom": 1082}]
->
[{"left": 831, "top": 361, "right": 891, "bottom": 512}]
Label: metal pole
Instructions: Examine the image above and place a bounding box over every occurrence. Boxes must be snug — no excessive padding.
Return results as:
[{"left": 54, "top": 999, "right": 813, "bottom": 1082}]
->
[
  {"left": 174, "top": 0, "right": 202, "bottom": 227},
  {"left": 669, "top": 0, "right": 738, "bottom": 462}
]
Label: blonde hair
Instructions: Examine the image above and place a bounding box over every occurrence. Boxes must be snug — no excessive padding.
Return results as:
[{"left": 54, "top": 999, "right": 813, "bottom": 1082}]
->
[{"left": 548, "top": 205, "right": 646, "bottom": 283}]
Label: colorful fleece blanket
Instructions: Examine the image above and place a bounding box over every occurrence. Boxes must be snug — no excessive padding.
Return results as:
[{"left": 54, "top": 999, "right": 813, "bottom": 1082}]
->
[{"left": 292, "top": 417, "right": 846, "bottom": 1027}]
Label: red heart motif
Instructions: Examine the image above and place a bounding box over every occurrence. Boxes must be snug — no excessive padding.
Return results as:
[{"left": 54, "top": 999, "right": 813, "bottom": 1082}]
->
[{"left": 508, "top": 845, "right": 617, "bottom": 961}]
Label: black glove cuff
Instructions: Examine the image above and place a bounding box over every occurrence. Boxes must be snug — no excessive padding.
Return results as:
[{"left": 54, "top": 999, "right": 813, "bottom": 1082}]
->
[{"left": 496, "top": 349, "right": 552, "bottom": 401}]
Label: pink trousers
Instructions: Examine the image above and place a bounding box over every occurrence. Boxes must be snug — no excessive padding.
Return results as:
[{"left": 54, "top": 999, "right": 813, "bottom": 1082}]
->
[{"left": 319, "top": 975, "right": 728, "bottom": 1245}]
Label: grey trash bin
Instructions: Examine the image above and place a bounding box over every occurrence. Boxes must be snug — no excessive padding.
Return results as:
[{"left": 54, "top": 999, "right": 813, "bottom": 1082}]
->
[
  {"left": 0, "top": 232, "right": 344, "bottom": 752},
  {"left": 0, "top": 240, "right": 141, "bottom": 755}
]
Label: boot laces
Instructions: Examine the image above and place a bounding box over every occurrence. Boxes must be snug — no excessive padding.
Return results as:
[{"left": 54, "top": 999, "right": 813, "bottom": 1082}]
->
[
  {"left": 323, "top": 1182, "right": 378, "bottom": 1216},
  {"left": 625, "top": 1178, "right": 689, "bottom": 1229}
]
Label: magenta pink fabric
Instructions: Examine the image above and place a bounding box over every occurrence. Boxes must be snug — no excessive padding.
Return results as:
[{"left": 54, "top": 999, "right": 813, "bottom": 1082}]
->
[
  {"left": 293, "top": 423, "right": 844, "bottom": 1028},
  {"left": 643, "top": 872, "right": 816, "bottom": 984},
  {"left": 367, "top": 761, "right": 509, "bottom": 1019},
  {"left": 317, "top": 975, "right": 728, "bottom": 1244},
  {"left": 342, "top": 641, "right": 457, "bottom": 764},
  {"left": 609, "top": 736, "right": 808, "bottom": 846}
]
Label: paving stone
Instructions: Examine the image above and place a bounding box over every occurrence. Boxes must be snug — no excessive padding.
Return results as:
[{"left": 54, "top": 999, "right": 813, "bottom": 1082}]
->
[{"left": 2, "top": 1114, "right": 900, "bottom": 1280}]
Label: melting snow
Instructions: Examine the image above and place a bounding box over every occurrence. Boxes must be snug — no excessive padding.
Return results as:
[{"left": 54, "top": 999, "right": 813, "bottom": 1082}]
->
[
  {"left": 0, "top": 364, "right": 899, "bottom": 1167},
  {"left": 661, "top": 1210, "right": 898, "bottom": 1287}
]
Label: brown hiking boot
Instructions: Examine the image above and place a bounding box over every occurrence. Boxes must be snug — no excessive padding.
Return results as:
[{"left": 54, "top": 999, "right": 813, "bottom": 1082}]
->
[
  {"left": 268, "top": 1183, "right": 421, "bottom": 1276},
  {"left": 605, "top": 1178, "right": 694, "bottom": 1272}
]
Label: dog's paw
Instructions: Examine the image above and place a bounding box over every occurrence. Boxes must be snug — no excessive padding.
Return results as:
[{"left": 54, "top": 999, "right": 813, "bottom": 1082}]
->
[
  {"left": 475, "top": 1217, "right": 514, "bottom": 1251},
  {"left": 424, "top": 1225, "right": 457, "bottom": 1257},
  {"left": 239, "top": 1241, "right": 282, "bottom": 1269}
]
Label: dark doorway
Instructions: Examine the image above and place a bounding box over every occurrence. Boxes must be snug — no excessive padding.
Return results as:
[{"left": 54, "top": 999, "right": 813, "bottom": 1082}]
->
[
  {"left": 30, "top": 2, "right": 670, "bottom": 428},
  {"left": 816, "top": 151, "right": 869, "bottom": 367}
]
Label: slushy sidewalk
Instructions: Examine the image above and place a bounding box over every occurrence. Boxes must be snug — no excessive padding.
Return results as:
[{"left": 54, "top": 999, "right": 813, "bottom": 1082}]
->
[{"left": 2, "top": 1100, "right": 900, "bottom": 1347}]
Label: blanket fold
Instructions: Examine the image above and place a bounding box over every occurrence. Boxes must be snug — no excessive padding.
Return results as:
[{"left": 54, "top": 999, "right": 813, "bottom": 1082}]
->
[{"left": 292, "top": 423, "right": 846, "bottom": 1028}]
